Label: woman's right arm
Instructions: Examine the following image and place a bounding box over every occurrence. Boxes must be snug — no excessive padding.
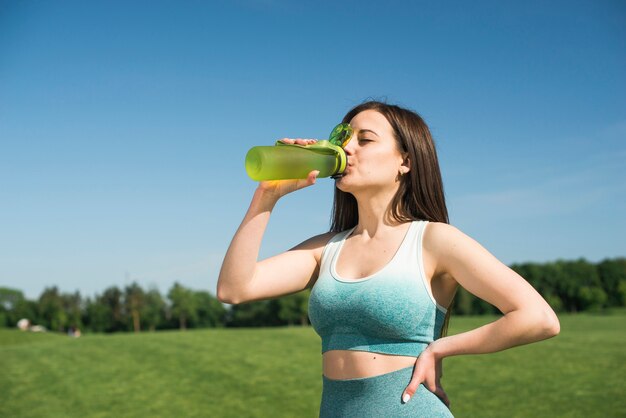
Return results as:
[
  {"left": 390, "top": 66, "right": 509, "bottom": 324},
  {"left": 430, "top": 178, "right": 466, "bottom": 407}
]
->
[{"left": 217, "top": 152, "right": 332, "bottom": 304}]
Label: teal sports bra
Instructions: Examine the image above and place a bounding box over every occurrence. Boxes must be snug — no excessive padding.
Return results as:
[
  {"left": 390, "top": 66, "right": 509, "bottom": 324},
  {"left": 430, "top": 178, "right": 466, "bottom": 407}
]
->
[{"left": 308, "top": 220, "right": 448, "bottom": 357}]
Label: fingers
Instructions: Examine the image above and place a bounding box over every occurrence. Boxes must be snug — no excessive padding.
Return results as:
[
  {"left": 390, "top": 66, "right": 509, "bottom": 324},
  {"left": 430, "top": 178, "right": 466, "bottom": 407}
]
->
[
  {"left": 403, "top": 381, "right": 437, "bottom": 403},
  {"left": 402, "top": 350, "right": 450, "bottom": 408},
  {"left": 294, "top": 170, "right": 317, "bottom": 185},
  {"left": 257, "top": 169, "right": 319, "bottom": 198},
  {"left": 402, "top": 368, "right": 421, "bottom": 404},
  {"left": 402, "top": 364, "right": 444, "bottom": 402},
  {"left": 283, "top": 170, "right": 319, "bottom": 195},
  {"left": 403, "top": 379, "right": 451, "bottom": 408},
  {"left": 297, "top": 170, "right": 319, "bottom": 190},
  {"left": 277, "top": 138, "right": 318, "bottom": 145},
  {"left": 307, "top": 170, "right": 320, "bottom": 184}
]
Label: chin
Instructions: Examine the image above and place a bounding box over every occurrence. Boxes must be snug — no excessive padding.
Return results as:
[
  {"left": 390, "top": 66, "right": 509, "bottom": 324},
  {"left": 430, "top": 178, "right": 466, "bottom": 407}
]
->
[
  {"left": 335, "top": 177, "right": 358, "bottom": 194},
  {"left": 335, "top": 179, "right": 349, "bottom": 193}
]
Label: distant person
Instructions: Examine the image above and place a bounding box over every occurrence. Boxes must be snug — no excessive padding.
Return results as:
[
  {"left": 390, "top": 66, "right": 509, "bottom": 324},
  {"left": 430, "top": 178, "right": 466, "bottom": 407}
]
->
[
  {"left": 217, "top": 100, "right": 560, "bottom": 417},
  {"left": 17, "top": 318, "right": 30, "bottom": 331},
  {"left": 29, "top": 325, "right": 46, "bottom": 332},
  {"left": 67, "top": 326, "right": 82, "bottom": 338}
]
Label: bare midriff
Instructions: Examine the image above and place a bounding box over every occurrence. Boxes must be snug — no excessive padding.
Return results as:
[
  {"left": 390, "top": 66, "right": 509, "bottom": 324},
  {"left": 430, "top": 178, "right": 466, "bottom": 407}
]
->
[{"left": 322, "top": 350, "right": 417, "bottom": 380}]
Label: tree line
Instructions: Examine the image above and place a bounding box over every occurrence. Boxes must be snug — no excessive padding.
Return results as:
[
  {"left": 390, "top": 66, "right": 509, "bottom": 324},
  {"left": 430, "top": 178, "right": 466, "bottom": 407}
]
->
[
  {"left": 0, "top": 281, "right": 310, "bottom": 333},
  {"left": 1, "top": 257, "right": 624, "bottom": 333}
]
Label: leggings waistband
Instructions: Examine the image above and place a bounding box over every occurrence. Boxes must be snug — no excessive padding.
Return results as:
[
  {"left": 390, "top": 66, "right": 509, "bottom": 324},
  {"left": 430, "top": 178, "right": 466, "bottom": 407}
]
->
[{"left": 320, "top": 365, "right": 454, "bottom": 417}]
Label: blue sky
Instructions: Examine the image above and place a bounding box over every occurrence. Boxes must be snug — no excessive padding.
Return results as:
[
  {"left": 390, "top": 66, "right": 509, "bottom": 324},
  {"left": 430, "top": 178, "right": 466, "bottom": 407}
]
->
[{"left": 1, "top": 0, "right": 624, "bottom": 300}]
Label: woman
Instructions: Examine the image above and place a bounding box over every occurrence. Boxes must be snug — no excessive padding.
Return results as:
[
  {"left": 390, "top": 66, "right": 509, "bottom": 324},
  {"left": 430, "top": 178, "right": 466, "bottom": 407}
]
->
[{"left": 217, "top": 101, "right": 560, "bottom": 417}]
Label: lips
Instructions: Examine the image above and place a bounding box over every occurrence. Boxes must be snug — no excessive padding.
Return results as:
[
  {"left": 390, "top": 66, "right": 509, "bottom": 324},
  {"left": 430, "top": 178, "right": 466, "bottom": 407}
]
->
[{"left": 333, "top": 167, "right": 349, "bottom": 179}]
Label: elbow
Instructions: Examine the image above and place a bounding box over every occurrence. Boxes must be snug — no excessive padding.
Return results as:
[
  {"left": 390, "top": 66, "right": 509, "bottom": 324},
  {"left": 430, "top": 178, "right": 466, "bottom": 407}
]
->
[
  {"left": 216, "top": 293, "right": 233, "bottom": 304},
  {"left": 540, "top": 308, "right": 561, "bottom": 338},
  {"left": 216, "top": 288, "right": 240, "bottom": 305},
  {"left": 217, "top": 294, "right": 241, "bottom": 305},
  {"left": 216, "top": 283, "right": 245, "bottom": 305},
  {"left": 548, "top": 315, "right": 561, "bottom": 337},
  {"left": 216, "top": 269, "right": 256, "bottom": 305}
]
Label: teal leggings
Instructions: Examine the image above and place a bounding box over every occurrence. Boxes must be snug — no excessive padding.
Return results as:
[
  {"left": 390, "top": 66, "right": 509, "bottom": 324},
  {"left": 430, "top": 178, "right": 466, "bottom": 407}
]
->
[{"left": 320, "top": 366, "right": 454, "bottom": 417}]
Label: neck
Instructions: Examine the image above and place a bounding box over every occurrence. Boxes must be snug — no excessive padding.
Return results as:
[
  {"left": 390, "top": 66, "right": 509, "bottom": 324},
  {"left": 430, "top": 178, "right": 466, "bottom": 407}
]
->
[{"left": 352, "top": 186, "right": 402, "bottom": 237}]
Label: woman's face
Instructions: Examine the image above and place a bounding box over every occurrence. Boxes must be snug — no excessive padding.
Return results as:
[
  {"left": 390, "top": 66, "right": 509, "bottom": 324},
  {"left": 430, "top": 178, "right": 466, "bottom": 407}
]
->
[{"left": 335, "top": 109, "right": 407, "bottom": 193}]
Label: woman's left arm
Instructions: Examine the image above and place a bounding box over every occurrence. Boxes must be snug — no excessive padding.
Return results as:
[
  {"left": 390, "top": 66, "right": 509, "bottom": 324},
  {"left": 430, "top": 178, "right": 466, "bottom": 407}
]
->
[
  {"left": 427, "top": 222, "right": 560, "bottom": 358},
  {"left": 402, "top": 223, "right": 560, "bottom": 404}
]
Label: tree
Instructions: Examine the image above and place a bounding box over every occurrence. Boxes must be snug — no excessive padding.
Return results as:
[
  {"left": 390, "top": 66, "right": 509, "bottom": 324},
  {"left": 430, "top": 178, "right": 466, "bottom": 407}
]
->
[
  {"left": 0, "top": 287, "right": 25, "bottom": 312},
  {"left": 449, "top": 286, "right": 498, "bottom": 316},
  {"left": 0, "top": 287, "right": 36, "bottom": 327},
  {"left": 597, "top": 258, "right": 626, "bottom": 307},
  {"left": 167, "top": 282, "right": 197, "bottom": 330},
  {"left": 99, "top": 286, "right": 126, "bottom": 332},
  {"left": 124, "top": 282, "right": 145, "bottom": 332},
  {"left": 578, "top": 286, "right": 607, "bottom": 312},
  {"left": 38, "top": 287, "right": 66, "bottom": 332},
  {"left": 228, "top": 299, "right": 283, "bottom": 327},
  {"left": 62, "top": 291, "right": 83, "bottom": 331},
  {"left": 549, "top": 259, "right": 596, "bottom": 312},
  {"left": 193, "top": 290, "right": 227, "bottom": 328},
  {"left": 450, "top": 286, "right": 473, "bottom": 315},
  {"left": 569, "top": 258, "right": 602, "bottom": 311},
  {"left": 83, "top": 296, "right": 107, "bottom": 333},
  {"left": 278, "top": 290, "right": 310, "bottom": 325},
  {"left": 618, "top": 280, "right": 626, "bottom": 306},
  {"left": 143, "top": 288, "right": 166, "bottom": 331}
]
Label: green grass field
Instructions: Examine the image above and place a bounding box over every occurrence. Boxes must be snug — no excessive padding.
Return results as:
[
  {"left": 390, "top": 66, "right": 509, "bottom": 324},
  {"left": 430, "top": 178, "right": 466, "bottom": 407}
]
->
[{"left": 1, "top": 312, "right": 625, "bottom": 418}]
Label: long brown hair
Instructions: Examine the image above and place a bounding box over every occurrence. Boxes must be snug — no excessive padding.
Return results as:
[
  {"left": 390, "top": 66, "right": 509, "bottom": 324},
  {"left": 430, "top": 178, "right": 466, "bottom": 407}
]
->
[{"left": 329, "top": 100, "right": 454, "bottom": 338}]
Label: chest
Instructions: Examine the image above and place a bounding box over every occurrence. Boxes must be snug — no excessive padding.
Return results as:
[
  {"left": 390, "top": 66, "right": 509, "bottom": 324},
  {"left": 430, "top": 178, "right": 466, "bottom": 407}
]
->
[{"left": 334, "top": 227, "right": 412, "bottom": 280}]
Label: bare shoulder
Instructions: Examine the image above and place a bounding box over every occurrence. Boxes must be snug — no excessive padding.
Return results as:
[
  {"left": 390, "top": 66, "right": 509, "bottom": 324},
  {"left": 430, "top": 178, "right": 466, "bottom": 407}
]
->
[
  {"left": 423, "top": 221, "right": 467, "bottom": 254},
  {"left": 422, "top": 221, "right": 482, "bottom": 278}
]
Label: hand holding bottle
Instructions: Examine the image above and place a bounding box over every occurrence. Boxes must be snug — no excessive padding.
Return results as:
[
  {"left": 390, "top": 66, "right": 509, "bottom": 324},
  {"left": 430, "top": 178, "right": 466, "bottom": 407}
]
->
[
  {"left": 256, "top": 138, "right": 320, "bottom": 201},
  {"left": 244, "top": 123, "right": 352, "bottom": 182}
]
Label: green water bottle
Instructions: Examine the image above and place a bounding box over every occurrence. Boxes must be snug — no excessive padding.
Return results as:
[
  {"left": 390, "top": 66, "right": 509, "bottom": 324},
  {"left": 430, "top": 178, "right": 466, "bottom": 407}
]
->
[{"left": 245, "top": 123, "right": 352, "bottom": 181}]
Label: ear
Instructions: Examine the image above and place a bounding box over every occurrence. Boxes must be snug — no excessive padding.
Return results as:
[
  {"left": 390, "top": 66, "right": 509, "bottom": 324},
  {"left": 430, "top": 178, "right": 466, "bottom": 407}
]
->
[{"left": 400, "top": 153, "right": 411, "bottom": 174}]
